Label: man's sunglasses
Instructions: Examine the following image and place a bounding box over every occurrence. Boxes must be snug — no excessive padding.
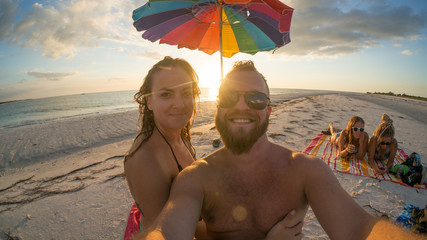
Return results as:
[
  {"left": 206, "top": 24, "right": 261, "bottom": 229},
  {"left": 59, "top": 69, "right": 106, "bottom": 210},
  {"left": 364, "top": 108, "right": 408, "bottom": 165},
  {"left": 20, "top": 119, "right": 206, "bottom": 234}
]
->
[
  {"left": 380, "top": 142, "right": 391, "bottom": 145},
  {"left": 352, "top": 127, "right": 364, "bottom": 132},
  {"left": 218, "top": 91, "right": 270, "bottom": 110}
]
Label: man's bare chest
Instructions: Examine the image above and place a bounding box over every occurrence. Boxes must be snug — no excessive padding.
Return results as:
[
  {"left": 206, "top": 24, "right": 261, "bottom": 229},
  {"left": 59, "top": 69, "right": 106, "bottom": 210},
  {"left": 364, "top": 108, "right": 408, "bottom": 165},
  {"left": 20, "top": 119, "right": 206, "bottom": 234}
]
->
[{"left": 201, "top": 172, "right": 307, "bottom": 238}]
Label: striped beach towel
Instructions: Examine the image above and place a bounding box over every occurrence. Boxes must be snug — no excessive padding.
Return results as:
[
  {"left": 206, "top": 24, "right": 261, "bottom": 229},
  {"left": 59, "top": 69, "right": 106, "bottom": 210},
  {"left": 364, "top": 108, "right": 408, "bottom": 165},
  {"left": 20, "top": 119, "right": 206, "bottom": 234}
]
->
[{"left": 303, "top": 133, "right": 426, "bottom": 189}]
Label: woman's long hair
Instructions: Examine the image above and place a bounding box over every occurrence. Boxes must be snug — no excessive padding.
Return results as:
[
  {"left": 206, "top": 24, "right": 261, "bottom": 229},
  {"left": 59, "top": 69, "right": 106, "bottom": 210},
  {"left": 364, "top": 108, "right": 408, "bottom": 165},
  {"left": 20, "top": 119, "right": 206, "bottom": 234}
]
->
[
  {"left": 343, "top": 116, "right": 365, "bottom": 149},
  {"left": 373, "top": 113, "right": 395, "bottom": 146},
  {"left": 124, "top": 56, "right": 200, "bottom": 163}
]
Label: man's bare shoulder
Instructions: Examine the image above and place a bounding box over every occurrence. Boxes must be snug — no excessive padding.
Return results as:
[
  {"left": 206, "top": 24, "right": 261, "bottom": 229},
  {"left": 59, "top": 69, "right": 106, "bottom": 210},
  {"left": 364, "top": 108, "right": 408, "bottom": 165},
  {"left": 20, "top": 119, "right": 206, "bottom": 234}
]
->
[
  {"left": 196, "top": 147, "right": 227, "bottom": 166},
  {"left": 269, "top": 145, "right": 332, "bottom": 181},
  {"left": 292, "top": 151, "right": 324, "bottom": 164},
  {"left": 270, "top": 143, "right": 324, "bottom": 166},
  {"left": 294, "top": 151, "right": 331, "bottom": 172},
  {"left": 177, "top": 152, "right": 217, "bottom": 178}
]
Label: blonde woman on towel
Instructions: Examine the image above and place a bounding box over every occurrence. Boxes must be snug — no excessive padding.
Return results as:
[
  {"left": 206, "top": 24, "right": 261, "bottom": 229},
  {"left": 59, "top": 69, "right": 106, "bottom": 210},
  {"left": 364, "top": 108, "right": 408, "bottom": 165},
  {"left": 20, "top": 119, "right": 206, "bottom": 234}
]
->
[
  {"left": 329, "top": 116, "right": 369, "bottom": 161},
  {"left": 367, "top": 113, "right": 397, "bottom": 175}
]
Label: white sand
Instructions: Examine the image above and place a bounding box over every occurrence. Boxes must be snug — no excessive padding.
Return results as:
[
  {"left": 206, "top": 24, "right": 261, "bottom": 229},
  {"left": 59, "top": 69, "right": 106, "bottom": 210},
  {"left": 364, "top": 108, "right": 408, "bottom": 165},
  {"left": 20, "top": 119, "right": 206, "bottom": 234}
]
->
[{"left": 0, "top": 93, "right": 426, "bottom": 239}]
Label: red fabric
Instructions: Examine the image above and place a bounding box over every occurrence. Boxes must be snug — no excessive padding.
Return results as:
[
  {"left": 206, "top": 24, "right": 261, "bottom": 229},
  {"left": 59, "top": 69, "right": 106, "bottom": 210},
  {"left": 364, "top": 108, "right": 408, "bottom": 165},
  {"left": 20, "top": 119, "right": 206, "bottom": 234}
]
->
[{"left": 124, "top": 202, "right": 141, "bottom": 240}]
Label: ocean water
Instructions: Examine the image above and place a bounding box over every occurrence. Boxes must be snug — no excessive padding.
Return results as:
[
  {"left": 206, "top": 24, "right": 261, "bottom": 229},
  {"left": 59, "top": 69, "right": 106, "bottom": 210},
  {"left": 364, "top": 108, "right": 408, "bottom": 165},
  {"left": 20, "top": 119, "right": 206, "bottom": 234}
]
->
[{"left": 0, "top": 88, "right": 332, "bottom": 129}]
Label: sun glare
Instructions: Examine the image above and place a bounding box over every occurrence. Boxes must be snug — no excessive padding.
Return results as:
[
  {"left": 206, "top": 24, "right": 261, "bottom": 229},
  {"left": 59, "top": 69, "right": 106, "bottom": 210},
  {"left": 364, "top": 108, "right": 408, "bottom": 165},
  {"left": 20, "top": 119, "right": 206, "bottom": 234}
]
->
[{"left": 197, "top": 67, "right": 221, "bottom": 101}]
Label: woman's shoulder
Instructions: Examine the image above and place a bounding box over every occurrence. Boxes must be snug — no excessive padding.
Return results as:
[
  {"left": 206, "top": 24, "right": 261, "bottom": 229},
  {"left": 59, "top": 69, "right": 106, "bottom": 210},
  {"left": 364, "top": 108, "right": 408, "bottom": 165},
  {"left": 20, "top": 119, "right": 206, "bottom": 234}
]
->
[
  {"left": 338, "top": 129, "right": 347, "bottom": 141},
  {"left": 362, "top": 131, "right": 369, "bottom": 139},
  {"left": 125, "top": 138, "right": 169, "bottom": 173},
  {"left": 369, "top": 135, "right": 377, "bottom": 142},
  {"left": 125, "top": 147, "right": 154, "bottom": 175}
]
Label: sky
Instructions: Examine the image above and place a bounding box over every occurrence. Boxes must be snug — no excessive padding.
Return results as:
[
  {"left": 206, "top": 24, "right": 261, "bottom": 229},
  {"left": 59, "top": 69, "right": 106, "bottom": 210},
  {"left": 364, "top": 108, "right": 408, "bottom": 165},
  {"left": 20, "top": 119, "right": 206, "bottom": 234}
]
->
[{"left": 0, "top": 0, "right": 427, "bottom": 102}]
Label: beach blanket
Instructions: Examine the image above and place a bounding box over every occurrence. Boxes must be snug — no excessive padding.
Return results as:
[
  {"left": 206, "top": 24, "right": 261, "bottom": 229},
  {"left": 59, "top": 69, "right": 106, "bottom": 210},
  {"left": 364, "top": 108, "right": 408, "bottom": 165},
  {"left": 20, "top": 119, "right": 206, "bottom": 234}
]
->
[{"left": 302, "top": 133, "right": 427, "bottom": 189}]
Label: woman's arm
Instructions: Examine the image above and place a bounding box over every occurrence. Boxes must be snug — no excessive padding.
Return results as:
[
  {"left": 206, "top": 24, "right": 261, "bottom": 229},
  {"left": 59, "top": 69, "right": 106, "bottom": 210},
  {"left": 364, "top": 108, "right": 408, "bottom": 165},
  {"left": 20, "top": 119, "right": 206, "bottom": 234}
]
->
[
  {"left": 367, "top": 137, "right": 382, "bottom": 174},
  {"left": 138, "top": 164, "right": 206, "bottom": 240},
  {"left": 125, "top": 149, "right": 173, "bottom": 229},
  {"left": 126, "top": 149, "right": 208, "bottom": 238},
  {"left": 356, "top": 132, "right": 369, "bottom": 160},
  {"left": 337, "top": 131, "right": 350, "bottom": 158},
  {"left": 265, "top": 210, "right": 304, "bottom": 240},
  {"left": 385, "top": 139, "right": 398, "bottom": 170}
]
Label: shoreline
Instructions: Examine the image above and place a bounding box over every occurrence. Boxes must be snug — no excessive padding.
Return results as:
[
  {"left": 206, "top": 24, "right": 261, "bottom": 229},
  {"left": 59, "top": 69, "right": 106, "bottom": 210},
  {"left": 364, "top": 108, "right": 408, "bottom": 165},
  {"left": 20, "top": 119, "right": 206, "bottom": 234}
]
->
[
  {"left": 0, "top": 99, "right": 33, "bottom": 105},
  {"left": 0, "top": 89, "right": 338, "bottom": 130},
  {"left": 1, "top": 92, "right": 426, "bottom": 239}
]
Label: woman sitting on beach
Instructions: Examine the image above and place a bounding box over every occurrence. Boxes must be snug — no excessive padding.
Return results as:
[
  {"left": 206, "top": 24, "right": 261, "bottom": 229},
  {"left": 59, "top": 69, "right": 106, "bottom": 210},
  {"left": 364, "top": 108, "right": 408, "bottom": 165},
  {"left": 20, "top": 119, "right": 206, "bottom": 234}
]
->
[
  {"left": 123, "top": 57, "right": 302, "bottom": 240},
  {"left": 329, "top": 116, "right": 369, "bottom": 161},
  {"left": 367, "top": 113, "right": 397, "bottom": 175}
]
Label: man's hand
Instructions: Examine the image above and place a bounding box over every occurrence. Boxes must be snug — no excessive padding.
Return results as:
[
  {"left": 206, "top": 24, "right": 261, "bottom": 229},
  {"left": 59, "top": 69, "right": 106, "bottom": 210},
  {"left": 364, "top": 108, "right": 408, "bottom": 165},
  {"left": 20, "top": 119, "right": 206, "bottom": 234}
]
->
[{"left": 265, "top": 210, "right": 304, "bottom": 240}]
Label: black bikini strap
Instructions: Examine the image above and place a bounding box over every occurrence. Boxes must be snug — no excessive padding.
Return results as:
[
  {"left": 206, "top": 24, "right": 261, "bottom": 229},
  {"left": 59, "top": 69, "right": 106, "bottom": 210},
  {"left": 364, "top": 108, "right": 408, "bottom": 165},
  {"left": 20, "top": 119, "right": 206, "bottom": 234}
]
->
[{"left": 155, "top": 125, "right": 183, "bottom": 172}]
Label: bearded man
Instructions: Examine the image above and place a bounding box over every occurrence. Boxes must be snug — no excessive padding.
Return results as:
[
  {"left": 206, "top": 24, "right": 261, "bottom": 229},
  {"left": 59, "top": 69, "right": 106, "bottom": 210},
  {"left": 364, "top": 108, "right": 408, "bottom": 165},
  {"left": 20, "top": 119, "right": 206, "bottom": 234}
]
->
[{"left": 139, "top": 61, "right": 423, "bottom": 240}]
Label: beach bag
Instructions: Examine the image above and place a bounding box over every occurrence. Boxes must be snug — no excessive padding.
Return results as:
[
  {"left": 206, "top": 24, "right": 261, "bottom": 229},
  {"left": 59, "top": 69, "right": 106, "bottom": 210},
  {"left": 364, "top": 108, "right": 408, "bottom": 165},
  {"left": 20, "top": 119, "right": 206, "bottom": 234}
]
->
[
  {"left": 397, "top": 153, "right": 423, "bottom": 186},
  {"left": 403, "top": 152, "right": 423, "bottom": 173},
  {"left": 402, "top": 172, "right": 422, "bottom": 186},
  {"left": 402, "top": 152, "right": 424, "bottom": 180}
]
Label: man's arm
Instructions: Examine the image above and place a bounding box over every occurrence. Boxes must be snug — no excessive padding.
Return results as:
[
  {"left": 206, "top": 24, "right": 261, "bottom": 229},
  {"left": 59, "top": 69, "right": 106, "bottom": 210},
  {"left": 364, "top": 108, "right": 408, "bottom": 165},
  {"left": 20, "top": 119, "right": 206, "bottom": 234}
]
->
[
  {"left": 302, "top": 155, "right": 423, "bottom": 239},
  {"left": 138, "top": 164, "right": 205, "bottom": 240},
  {"left": 302, "top": 154, "right": 377, "bottom": 240}
]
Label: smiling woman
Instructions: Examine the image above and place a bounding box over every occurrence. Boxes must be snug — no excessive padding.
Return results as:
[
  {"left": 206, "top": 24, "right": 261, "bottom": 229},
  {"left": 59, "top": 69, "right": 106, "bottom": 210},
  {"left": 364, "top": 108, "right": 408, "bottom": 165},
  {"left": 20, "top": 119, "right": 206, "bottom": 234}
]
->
[{"left": 123, "top": 56, "right": 204, "bottom": 239}]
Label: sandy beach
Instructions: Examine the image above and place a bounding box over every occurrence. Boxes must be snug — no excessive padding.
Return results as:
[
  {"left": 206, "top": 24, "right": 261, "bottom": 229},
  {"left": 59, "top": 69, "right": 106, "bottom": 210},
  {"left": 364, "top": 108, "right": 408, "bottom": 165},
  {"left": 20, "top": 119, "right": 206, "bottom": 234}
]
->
[{"left": 1, "top": 92, "right": 426, "bottom": 239}]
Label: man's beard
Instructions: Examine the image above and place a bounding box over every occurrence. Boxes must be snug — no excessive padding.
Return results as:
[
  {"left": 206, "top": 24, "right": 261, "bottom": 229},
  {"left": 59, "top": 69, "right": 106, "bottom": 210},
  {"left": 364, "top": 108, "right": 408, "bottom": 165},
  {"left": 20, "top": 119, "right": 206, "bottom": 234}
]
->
[{"left": 215, "top": 110, "right": 269, "bottom": 155}]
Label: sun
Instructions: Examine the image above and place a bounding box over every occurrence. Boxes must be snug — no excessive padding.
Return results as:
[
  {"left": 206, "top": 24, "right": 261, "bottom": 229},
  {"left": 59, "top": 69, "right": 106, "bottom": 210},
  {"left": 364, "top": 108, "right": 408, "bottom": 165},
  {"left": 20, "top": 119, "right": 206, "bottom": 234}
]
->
[{"left": 197, "top": 66, "right": 221, "bottom": 101}]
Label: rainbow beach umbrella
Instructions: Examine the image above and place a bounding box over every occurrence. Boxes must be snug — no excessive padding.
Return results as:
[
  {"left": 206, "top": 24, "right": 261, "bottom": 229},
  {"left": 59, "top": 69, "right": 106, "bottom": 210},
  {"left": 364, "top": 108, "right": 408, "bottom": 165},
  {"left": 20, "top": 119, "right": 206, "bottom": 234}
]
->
[{"left": 132, "top": 0, "right": 294, "bottom": 79}]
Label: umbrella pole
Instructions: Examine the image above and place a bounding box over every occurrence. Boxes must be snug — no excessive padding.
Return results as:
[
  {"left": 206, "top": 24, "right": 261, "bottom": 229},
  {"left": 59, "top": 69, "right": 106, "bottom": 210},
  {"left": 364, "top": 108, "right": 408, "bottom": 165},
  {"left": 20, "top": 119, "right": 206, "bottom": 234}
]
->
[{"left": 219, "top": 3, "right": 223, "bottom": 81}]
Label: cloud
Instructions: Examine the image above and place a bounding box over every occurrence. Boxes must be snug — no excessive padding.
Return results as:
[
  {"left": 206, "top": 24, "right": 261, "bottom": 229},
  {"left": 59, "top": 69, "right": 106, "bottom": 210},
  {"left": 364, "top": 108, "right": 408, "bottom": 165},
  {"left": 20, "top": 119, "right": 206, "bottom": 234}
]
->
[
  {"left": 400, "top": 50, "right": 413, "bottom": 55},
  {"left": 131, "top": 50, "right": 164, "bottom": 60},
  {"left": 108, "top": 77, "right": 127, "bottom": 82},
  {"left": 4, "top": 0, "right": 134, "bottom": 59},
  {"left": 26, "top": 71, "right": 77, "bottom": 81},
  {"left": 0, "top": 0, "right": 18, "bottom": 41},
  {"left": 276, "top": 0, "right": 427, "bottom": 56},
  {"left": 2, "top": 0, "right": 426, "bottom": 59},
  {"left": 18, "top": 79, "right": 28, "bottom": 84}
]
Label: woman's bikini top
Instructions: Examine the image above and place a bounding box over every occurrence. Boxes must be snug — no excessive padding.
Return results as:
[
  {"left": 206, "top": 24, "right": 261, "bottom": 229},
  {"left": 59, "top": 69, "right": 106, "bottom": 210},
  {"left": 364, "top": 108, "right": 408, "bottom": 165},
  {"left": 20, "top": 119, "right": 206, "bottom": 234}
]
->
[{"left": 156, "top": 125, "right": 184, "bottom": 172}]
